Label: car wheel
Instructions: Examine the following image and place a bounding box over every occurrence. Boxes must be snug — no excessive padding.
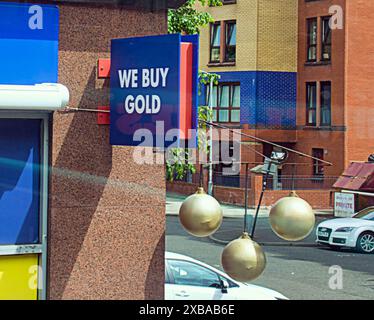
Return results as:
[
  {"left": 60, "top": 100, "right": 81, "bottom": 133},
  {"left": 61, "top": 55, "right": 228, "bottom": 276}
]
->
[{"left": 356, "top": 232, "right": 374, "bottom": 254}]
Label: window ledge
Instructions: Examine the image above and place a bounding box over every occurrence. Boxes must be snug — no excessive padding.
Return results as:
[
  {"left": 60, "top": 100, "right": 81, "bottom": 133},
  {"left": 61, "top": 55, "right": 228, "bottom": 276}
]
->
[
  {"left": 207, "top": 62, "right": 236, "bottom": 67},
  {"left": 305, "top": 61, "right": 331, "bottom": 67},
  {"left": 213, "top": 122, "right": 242, "bottom": 129},
  {"left": 301, "top": 125, "right": 332, "bottom": 130}
]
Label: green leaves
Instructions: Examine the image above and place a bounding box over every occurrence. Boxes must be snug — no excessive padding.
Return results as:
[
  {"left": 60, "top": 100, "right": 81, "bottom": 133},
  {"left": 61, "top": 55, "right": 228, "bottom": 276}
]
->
[
  {"left": 166, "top": 148, "right": 197, "bottom": 181},
  {"left": 168, "top": 0, "right": 222, "bottom": 35},
  {"left": 166, "top": 1, "right": 221, "bottom": 182}
]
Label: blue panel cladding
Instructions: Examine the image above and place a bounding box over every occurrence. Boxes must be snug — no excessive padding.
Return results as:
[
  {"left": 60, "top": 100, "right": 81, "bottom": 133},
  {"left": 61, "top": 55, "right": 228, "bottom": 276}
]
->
[
  {"left": 199, "top": 71, "right": 257, "bottom": 125},
  {"left": 0, "top": 119, "right": 41, "bottom": 245},
  {"left": 256, "top": 71, "right": 296, "bottom": 129},
  {"left": 0, "top": 2, "right": 59, "bottom": 84},
  {"left": 199, "top": 71, "right": 296, "bottom": 129}
]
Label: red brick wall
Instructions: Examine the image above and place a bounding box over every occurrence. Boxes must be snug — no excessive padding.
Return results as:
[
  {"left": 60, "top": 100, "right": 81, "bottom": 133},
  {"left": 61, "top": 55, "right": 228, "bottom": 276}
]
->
[
  {"left": 296, "top": 0, "right": 346, "bottom": 178},
  {"left": 167, "top": 181, "right": 333, "bottom": 209},
  {"left": 345, "top": 0, "right": 374, "bottom": 163},
  {"left": 255, "top": 190, "right": 332, "bottom": 209}
]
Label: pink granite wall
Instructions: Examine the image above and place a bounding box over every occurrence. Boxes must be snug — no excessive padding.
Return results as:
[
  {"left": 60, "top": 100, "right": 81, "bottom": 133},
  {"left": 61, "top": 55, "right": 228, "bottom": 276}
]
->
[{"left": 47, "top": 3, "right": 167, "bottom": 299}]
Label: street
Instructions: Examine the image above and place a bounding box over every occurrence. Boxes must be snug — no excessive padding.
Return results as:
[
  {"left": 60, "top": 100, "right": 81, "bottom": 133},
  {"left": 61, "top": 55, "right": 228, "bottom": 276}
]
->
[{"left": 166, "top": 215, "right": 374, "bottom": 300}]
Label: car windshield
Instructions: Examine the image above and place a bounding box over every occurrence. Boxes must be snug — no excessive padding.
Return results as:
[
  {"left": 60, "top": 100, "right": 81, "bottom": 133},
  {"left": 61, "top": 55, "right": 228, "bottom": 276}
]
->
[{"left": 354, "top": 209, "right": 374, "bottom": 220}]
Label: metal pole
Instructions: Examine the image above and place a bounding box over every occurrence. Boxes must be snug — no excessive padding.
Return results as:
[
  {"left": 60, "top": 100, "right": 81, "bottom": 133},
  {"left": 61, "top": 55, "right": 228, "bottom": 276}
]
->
[
  {"left": 251, "top": 160, "right": 272, "bottom": 238},
  {"left": 199, "top": 163, "right": 204, "bottom": 188},
  {"left": 292, "top": 164, "right": 296, "bottom": 190},
  {"left": 208, "top": 77, "right": 214, "bottom": 195},
  {"left": 244, "top": 163, "right": 249, "bottom": 233}
]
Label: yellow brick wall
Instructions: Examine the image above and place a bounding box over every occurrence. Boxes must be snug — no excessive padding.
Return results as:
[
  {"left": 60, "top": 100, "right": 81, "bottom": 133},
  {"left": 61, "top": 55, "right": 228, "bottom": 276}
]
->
[
  {"left": 196, "top": 0, "right": 297, "bottom": 73},
  {"left": 196, "top": 0, "right": 258, "bottom": 72},
  {"left": 257, "top": 0, "right": 298, "bottom": 72}
]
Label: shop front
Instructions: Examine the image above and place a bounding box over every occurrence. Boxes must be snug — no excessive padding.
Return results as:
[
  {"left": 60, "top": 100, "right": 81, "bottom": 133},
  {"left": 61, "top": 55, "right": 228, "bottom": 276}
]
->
[
  {"left": 333, "top": 161, "right": 374, "bottom": 216},
  {"left": 0, "top": 2, "right": 68, "bottom": 299}
]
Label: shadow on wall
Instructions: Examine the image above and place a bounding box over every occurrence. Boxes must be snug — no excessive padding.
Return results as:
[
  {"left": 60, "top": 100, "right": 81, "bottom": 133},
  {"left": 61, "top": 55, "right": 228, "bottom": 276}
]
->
[
  {"left": 48, "top": 66, "right": 112, "bottom": 299},
  {"left": 144, "top": 231, "right": 166, "bottom": 300}
]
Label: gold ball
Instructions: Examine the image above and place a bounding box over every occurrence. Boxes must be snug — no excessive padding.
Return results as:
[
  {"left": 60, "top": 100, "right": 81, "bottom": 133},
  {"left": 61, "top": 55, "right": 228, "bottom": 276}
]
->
[
  {"left": 269, "top": 193, "right": 315, "bottom": 241},
  {"left": 221, "top": 233, "right": 266, "bottom": 282},
  {"left": 179, "top": 187, "right": 223, "bottom": 237}
]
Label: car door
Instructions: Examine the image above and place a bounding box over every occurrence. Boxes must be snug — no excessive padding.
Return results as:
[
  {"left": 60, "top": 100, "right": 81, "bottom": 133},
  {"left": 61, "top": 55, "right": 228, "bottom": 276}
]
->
[{"left": 166, "top": 259, "right": 232, "bottom": 300}]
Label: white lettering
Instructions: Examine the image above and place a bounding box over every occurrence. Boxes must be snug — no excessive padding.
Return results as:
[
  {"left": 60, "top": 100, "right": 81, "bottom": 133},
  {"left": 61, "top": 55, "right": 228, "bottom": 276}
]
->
[
  {"left": 118, "top": 69, "right": 138, "bottom": 88},
  {"left": 142, "top": 69, "right": 150, "bottom": 88},
  {"left": 150, "top": 68, "right": 159, "bottom": 88},
  {"left": 135, "top": 95, "right": 146, "bottom": 114},
  {"left": 160, "top": 67, "right": 169, "bottom": 87},
  {"left": 124, "top": 95, "right": 161, "bottom": 114},
  {"left": 124, "top": 95, "right": 135, "bottom": 113}
]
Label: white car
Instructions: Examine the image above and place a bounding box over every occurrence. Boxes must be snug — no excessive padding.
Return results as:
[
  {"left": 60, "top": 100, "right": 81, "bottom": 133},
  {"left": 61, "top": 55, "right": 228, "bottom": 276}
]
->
[
  {"left": 165, "top": 251, "right": 288, "bottom": 300},
  {"left": 316, "top": 207, "right": 374, "bottom": 253}
]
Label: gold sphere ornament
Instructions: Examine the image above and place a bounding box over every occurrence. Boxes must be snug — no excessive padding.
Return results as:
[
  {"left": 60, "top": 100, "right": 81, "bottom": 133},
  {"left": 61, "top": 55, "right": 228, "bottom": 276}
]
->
[
  {"left": 221, "top": 232, "right": 266, "bottom": 282},
  {"left": 179, "top": 187, "right": 223, "bottom": 237},
  {"left": 269, "top": 191, "right": 315, "bottom": 241}
]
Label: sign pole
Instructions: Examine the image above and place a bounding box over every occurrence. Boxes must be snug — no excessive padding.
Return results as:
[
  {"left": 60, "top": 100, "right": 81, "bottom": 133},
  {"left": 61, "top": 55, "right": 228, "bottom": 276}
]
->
[{"left": 208, "top": 77, "right": 214, "bottom": 195}]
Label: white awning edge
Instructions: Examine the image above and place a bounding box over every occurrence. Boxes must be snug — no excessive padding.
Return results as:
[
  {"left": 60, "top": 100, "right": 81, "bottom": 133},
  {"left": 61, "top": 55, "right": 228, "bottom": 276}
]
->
[{"left": 0, "top": 83, "right": 70, "bottom": 111}]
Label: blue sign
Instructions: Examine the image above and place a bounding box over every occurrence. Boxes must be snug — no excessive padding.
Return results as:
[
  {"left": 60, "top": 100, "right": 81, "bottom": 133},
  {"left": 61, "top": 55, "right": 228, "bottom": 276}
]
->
[
  {"left": 110, "top": 34, "right": 198, "bottom": 148},
  {"left": 0, "top": 2, "right": 59, "bottom": 85}
]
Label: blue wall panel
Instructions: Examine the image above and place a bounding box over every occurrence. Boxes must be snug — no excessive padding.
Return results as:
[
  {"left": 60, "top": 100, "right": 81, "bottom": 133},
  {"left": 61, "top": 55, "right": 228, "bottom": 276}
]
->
[
  {"left": 256, "top": 71, "right": 296, "bottom": 129},
  {"left": 200, "top": 71, "right": 296, "bottom": 129},
  {"left": 0, "top": 119, "right": 41, "bottom": 245},
  {"left": 0, "top": 2, "right": 59, "bottom": 85}
]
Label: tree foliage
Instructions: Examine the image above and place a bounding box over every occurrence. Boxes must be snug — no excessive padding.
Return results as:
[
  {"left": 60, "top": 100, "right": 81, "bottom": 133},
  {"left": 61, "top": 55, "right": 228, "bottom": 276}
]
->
[
  {"left": 168, "top": 0, "right": 222, "bottom": 35},
  {"left": 166, "top": 0, "right": 222, "bottom": 182}
]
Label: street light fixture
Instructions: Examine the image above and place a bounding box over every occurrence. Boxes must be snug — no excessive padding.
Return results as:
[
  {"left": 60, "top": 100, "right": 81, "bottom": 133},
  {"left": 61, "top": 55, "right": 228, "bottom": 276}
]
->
[{"left": 250, "top": 150, "right": 289, "bottom": 238}]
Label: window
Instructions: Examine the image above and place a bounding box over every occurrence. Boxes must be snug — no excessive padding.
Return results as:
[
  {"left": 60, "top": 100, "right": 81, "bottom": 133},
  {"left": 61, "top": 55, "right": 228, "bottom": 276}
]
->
[
  {"left": 165, "top": 264, "right": 171, "bottom": 283},
  {"left": 168, "top": 260, "right": 221, "bottom": 288},
  {"left": 321, "top": 16, "right": 332, "bottom": 61},
  {"left": 306, "top": 16, "right": 333, "bottom": 63},
  {"left": 307, "top": 18, "right": 317, "bottom": 62},
  {"left": 206, "top": 83, "right": 240, "bottom": 123},
  {"left": 305, "top": 81, "right": 332, "bottom": 127},
  {"left": 211, "top": 0, "right": 236, "bottom": 5},
  {"left": 312, "top": 148, "right": 324, "bottom": 176},
  {"left": 363, "top": 212, "right": 374, "bottom": 221},
  {"left": 209, "top": 20, "right": 236, "bottom": 64},
  {"left": 210, "top": 22, "right": 221, "bottom": 62},
  {"left": 225, "top": 21, "right": 236, "bottom": 62},
  {"left": 320, "top": 81, "right": 331, "bottom": 126},
  {"left": 306, "top": 82, "right": 317, "bottom": 126}
]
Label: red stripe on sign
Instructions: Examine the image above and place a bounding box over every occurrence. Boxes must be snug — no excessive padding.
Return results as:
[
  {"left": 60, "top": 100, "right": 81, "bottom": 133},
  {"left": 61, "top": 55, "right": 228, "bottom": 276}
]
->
[{"left": 179, "top": 43, "right": 193, "bottom": 140}]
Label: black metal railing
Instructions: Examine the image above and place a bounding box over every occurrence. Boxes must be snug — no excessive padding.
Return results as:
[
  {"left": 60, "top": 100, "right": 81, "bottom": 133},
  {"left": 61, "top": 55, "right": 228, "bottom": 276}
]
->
[{"left": 173, "top": 172, "right": 338, "bottom": 191}]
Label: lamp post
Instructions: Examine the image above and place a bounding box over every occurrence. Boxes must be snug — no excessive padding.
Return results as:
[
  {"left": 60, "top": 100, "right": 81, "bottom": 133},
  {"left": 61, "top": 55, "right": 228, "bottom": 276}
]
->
[
  {"left": 208, "top": 74, "right": 214, "bottom": 196},
  {"left": 251, "top": 150, "right": 288, "bottom": 238},
  {"left": 200, "top": 70, "right": 214, "bottom": 196}
]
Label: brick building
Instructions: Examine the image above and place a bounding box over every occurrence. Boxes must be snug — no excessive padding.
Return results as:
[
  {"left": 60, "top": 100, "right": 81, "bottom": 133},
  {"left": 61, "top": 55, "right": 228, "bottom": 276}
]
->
[
  {"left": 296, "top": 0, "right": 374, "bottom": 177},
  {"left": 167, "top": 0, "right": 374, "bottom": 209}
]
